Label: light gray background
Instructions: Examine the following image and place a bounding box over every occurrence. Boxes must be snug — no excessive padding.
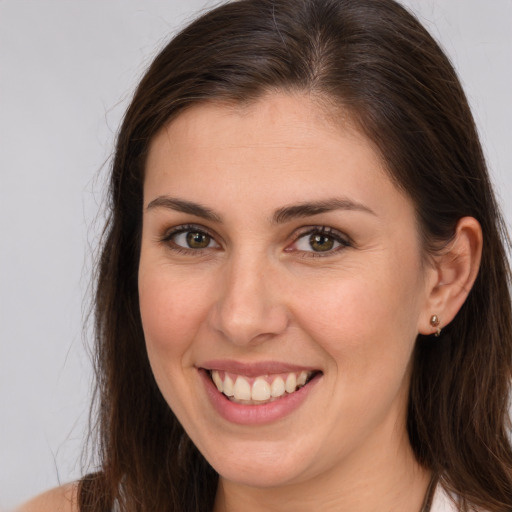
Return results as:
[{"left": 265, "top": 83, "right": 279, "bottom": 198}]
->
[{"left": 1, "top": 1, "right": 511, "bottom": 509}]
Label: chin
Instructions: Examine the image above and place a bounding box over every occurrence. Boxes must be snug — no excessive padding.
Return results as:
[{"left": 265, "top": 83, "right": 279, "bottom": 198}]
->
[
  {"left": 214, "top": 455, "right": 307, "bottom": 488},
  {"left": 198, "top": 435, "right": 322, "bottom": 488}
]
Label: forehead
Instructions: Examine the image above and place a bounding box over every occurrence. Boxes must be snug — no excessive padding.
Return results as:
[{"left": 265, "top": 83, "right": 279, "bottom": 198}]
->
[
  {"left": 143, "top": 92, "right": 412, "bottom": 224},
  {"left": 149, "top": 93, "right": 359, "bottom": 155}
]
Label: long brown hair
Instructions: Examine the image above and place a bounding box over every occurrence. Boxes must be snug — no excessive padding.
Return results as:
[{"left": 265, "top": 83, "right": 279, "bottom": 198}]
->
[{"left": 79, "top": 1, "right": 512, "bottom": 510}]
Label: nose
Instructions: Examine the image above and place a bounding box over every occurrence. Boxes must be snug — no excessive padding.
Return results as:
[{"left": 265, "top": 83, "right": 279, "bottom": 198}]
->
[{"left": 209, "top": 253, "right": 289, "bottom": 346}]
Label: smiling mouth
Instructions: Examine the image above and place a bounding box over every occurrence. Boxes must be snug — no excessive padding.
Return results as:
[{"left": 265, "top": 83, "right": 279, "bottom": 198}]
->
[{"left": 206, "top": 369, "right": 321, "bottom": 405}]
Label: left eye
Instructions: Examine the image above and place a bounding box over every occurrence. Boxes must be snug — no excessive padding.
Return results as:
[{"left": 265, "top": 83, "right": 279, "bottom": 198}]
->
[
  {"left": 168, "top": 229, "right": 219, "bottom": 250},
  {"left": 292, "top": 229, "right": 349, "bottom": 253}
]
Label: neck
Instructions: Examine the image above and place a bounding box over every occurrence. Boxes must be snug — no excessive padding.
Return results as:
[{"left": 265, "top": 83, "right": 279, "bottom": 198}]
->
[{"left": 213, "top": 430, "right": 431, "bottom": 512}]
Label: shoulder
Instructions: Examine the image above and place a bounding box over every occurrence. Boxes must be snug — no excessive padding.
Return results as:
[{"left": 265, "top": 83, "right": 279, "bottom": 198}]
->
[{"left": 15, "top": 483, "right": 79, "bottom": 512}]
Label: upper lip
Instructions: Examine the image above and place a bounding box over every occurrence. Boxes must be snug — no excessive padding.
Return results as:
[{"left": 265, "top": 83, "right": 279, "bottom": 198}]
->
[{"left": 198, "top": 359, "right": 320, "bottom": 377}]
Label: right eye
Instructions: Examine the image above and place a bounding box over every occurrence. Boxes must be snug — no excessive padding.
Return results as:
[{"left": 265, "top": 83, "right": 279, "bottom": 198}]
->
[
  {"left": 162, "top": 225, "right": 220, "bottom": 252},
  {"left": 175, "top": 230, "right": 213, "bottom": 249}
]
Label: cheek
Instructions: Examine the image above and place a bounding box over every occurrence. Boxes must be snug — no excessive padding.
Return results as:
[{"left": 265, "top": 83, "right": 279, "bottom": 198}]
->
[
  {"left": 138, "top": 266, "right": 209, "bottom": 360},
  {"left": 290, "top": 259, "right": 423, "bottom": 374}
]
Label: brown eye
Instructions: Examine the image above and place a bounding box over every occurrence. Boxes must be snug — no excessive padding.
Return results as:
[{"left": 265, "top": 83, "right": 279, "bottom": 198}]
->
[
  {"left": 289, "top": 227, "right": 350, "bottom": 256},
  {"left": 165, "top": 227, "right": 219, "bottom": 251},
  {"left": 186, "top": 231, "right": 211, "bottom": 249},
  {"left": 309, "top": 233, "right": 335, "bottom": 252}
]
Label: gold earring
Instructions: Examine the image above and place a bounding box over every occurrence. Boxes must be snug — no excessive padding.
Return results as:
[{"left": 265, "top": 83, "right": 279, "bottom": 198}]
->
[{"left": 430, "top": 314, "right": 441, "bottom": 337}]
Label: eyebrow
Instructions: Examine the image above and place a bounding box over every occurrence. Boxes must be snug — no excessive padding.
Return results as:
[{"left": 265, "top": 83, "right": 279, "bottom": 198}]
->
[
  {"left": 146, "top": 196, "right": 222, "bottom": 222},
  {"left": 271, "top": 198, "right": 376, "bottom": 224},
  {"left": 145, "top": 195, "right": 375, "bottom": 224}
]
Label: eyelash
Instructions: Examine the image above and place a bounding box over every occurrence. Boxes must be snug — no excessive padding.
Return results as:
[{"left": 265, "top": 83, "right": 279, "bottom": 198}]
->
[
  {"left": 160, "top": 224, "right": 352, "bottom": 257},
  {"left": 288, "top": 226, "right": 352, "bottom": 258},
  {"left": 160, "top": 224, "right": 220, "bottom": 256}
]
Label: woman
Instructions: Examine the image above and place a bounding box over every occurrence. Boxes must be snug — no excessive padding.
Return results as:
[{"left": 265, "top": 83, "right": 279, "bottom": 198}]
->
[{"left": 21, "top": 0, "right": 512, "bottom": 511}]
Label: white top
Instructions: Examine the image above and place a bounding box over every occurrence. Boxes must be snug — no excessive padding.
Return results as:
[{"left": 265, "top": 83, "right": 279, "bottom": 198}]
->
[
  {"left": 430, "top": 484, "right": 488, "bottom": 512},
  {"left": 107, "top": 484, "right": 482, "bottom": 512},
  {"left": 431, "top": 485, "right": 457, "bottom": 512}
]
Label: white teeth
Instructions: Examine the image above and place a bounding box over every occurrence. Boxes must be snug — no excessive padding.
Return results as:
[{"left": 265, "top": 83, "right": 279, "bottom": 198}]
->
[
  {"left": 270, "top": 376, "right": 285, "bottom": 398},
  {"left": 210, "top": 369, "right": 316, "bottom": 402},
  {"left": 285, "top": 373, "right": 297, "bottom": 393},
  {"left": 251, "top": 377, "right": 271, "bottom": 401},
  {"left": 234, "top": 376, "right": 251, "bottom": 400},
  {"left": 297, "top": 371, "right": 308, "bottom": 387},
  {"left": 212, "top": 370, "right": 223, "bottom": 392},
  {"left": 223, "top": 374, "right": 235, "bottom": 396}
]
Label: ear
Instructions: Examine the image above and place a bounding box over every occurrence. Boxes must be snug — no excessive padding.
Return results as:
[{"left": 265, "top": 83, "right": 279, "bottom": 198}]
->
[{"left": 418, "top": 217, "right": 483, "bottom": 336}]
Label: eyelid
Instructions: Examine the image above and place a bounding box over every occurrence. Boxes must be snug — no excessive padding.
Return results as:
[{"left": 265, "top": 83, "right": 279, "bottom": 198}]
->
[
  {"left": 286, "top": 225, "right": 352, "bottom": 256},
  {"left": 161, "top": 223, "right": 211, "bottom": 240},
  {"left": 160, "top": 223, "right": 221, "bottom": 252}
]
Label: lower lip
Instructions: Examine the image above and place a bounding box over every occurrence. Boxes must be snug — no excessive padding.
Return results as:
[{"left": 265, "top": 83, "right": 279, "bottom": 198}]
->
[{"left": 199, "top": 369, "right": 321, "bottom": 425}]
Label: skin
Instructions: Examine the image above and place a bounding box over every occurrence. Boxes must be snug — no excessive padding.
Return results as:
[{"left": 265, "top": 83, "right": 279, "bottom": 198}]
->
[
  {"left": 20, "top": 92, "right": 482, "bottom": 512},
  {"left": 138, "top": 92, "right": 438, "bottom": 512},
  {"left": 17, "top": 483, "right": 78, "bottom": 512}
]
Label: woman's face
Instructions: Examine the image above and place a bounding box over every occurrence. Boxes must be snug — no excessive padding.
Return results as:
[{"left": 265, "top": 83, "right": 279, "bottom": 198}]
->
[{"left": 138, "top": 93, "right": 434, "bottom": 488}]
